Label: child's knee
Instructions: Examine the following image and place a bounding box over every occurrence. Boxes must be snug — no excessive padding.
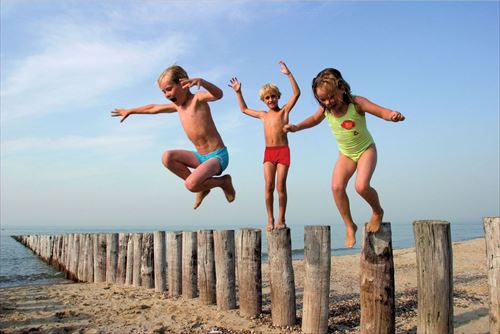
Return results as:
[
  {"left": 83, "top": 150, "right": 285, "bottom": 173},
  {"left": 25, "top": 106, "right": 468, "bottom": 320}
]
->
[
  {"left": 184, "top": 178, "right": 199, "bottom": 192},
  {"left": 355, "top": 182, "right": 370, "bottom": 195},
  {"left": 331, "top": 183, "right": 346, "bottom": 194},
  {"left": 161, "top": 151, "right": 173, "bottom": 167}
]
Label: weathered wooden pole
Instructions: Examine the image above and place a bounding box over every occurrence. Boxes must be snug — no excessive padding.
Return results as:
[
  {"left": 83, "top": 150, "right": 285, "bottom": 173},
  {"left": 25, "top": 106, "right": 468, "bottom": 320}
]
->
[
  {"left": 132, "top": 233, "right": 143, "bottom": 287},
  {"left": 413, "top": 220, "right": 453, "bottom": 334},
  {"left": 77, "top": 234, "right": 85, "bottom": 281},
  {"left": 167, "top": 231, "right": 182, "bottom": 297},
  {"left": 483, "top": 216, "right": 500, "bottom": 334},
  {"left": 266, "top": 228, "right": 296, "bottom": 326},
  {"left": 302, "top": 226, "right": 331, "bottom": 334},
  {"left": 153, "top": 231, "right": 167, "bottom": 293},
  {"left": 83, "top": 234, "right": 94, "bottom": 282},
  {"left": 214, "top": 230, "right": 236, "bottom": 310},
  {"left": 198, "top": 230, "right": 216, "bottom": 305},
  {"left": 116, "top": 233, "right": 129, "bottom": 284},
  {"left": 65, "top": 234, "right": 73, "bottom": 279},
  {"left": 125, "top": 234, "right": 134, "bottom": 286},
  {"left": 94, "top": 233, "right": 107, "bottom": 283},
  {"left": 70, "top": 234, "right": 80, "bottom": 282},
  {"left": 106, "top": 233, "right": 119, "bottom": 283},
  {"left": 141, "top": 233, "right": 154, "bottom": 289},
  {"left": 236, "top": 228, "right": 262, "bottom": 318},
  {"left": 182, "top": 231, "right": 198, "bottom": 298},
  {"left": 360, "top": 223, "right": 395, "bottom": 334}
]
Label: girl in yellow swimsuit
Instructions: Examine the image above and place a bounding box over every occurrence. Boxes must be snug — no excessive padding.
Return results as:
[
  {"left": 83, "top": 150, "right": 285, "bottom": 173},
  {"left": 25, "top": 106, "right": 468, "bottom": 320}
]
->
[{"left": 284, "top": 68, "right": 405, "bottom": 248}]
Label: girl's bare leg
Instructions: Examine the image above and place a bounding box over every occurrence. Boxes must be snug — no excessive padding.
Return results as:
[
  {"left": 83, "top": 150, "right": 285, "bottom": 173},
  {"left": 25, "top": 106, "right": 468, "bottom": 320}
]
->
[
  {"left": 275, "top": 163, "right": 289, "bottom": 230},
  {"left": 264, "top": 162, "right": 277, "bottom": 231},
  {"left": 355, "top": 145, "right": 383, "bottom": 232},
  {"left": 332, "top": 154, "right": 358, "bottom": 248}
]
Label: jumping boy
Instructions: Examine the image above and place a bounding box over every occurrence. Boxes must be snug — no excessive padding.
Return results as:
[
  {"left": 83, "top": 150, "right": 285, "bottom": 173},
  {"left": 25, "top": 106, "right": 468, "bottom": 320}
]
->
[
  {"left": 112, "top": 65, "right": 236, "bottom": 209},
  {"left": 229, "top": 61, "right": 300, "bottom": 231}
]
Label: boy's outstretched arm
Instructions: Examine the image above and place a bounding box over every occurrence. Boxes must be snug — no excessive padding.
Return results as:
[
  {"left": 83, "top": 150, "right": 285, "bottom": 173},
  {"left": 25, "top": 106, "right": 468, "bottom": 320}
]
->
[
  {"left": 228, "top": 77, "right": 263, "bottom": 119},
  {"left": 180, "top": 78, "right": 223, "bottom": 102},
  {"left": 283, "top": 107, "right": 325, "bottom": 133},
  {"left": 111, "top": 103, "right": 177, "bottom": 123},
  {"left": 279, "top": 60, "right": 300, "bottom": 112},
  {"left": 354, "top": 96, "right": 405, "bottom": 122}
]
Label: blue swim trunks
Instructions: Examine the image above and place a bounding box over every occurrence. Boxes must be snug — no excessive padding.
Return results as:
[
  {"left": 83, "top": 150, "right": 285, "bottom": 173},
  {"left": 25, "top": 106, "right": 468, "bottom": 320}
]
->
[{"left": 193, "top": 146, "right": 229, "bottom": 175}]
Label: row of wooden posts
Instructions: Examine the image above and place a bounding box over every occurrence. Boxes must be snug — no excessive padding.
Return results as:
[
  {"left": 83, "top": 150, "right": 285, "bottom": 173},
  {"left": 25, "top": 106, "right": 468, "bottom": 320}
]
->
[{"left": 13, "top": 217, "right": 499, "bottom": 334}]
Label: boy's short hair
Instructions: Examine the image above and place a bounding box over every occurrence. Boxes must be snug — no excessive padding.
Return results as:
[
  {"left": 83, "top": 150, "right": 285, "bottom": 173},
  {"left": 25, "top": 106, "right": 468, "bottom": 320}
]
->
[
  {"left": 259, "top": 83, "right": 281, "bottom": 101},
  {"left": 157, "top": 65, "right": 188, "bottom": 85}
]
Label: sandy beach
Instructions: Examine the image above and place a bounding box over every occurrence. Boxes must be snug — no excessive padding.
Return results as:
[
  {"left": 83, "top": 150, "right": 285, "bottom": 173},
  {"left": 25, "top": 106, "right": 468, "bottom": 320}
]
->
[{"left": 0, "top": 238, "right": 490, "bottom": 334}]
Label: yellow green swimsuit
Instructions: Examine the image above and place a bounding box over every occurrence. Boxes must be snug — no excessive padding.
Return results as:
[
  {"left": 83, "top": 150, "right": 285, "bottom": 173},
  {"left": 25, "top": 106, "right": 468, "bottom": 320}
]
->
[{"left": 324, "top": 103, "right": 374, "bottom": 162}]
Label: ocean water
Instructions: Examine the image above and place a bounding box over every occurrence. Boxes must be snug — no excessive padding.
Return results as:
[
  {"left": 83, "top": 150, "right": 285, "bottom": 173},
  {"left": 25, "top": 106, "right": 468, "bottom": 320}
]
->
[{"left": 0, "top": 220, "right": 486, "bottom": 289}]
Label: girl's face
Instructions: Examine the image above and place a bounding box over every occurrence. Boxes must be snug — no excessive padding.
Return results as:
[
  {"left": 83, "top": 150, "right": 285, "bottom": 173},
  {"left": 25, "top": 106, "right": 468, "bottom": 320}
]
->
[{"left": 315, "top": 84, "right": 345, "bottom": 110}]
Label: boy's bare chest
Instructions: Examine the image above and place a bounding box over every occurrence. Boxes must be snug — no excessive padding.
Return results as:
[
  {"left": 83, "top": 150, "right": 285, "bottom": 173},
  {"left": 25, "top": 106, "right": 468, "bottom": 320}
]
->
[{"left": 263, "top": 110, "right": 287, "bottom": 127}]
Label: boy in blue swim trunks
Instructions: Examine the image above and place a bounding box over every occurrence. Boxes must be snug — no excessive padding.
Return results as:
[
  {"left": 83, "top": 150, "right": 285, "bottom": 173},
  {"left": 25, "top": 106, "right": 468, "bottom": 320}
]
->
[{"left": 112, "top": 65, "right": 235, "bottom": 209}]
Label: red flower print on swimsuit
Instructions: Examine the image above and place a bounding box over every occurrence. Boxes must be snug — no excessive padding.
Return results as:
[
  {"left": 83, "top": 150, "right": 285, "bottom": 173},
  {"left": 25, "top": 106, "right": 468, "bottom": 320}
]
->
[{"left": 341, "top": 120, "right": 355, "bottom": 130}]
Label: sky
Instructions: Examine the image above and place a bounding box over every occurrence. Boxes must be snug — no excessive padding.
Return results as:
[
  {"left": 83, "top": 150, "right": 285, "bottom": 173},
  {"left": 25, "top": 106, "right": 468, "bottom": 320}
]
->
[{"left": 1, "top": 0, "right": 499, "bottom": 232}]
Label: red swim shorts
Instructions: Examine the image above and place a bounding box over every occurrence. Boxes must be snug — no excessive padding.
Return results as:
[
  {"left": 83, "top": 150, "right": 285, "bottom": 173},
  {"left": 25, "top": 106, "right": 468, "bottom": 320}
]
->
[{"left": 263, "top": 145, "right": 290, "bottom": 167}]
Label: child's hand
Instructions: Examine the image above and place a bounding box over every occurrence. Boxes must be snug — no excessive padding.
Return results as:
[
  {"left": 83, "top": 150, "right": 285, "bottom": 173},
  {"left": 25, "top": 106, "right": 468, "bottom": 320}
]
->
[
  {"left": 279, "top": 60, "right": 291, "bottom": 76},
  {"left": 389, "top": 111, "right": 405, "bottom": 122},
  {"left": 283, "top": 124, "right": 298, "bottom": 133},
  {"left": 180, "top": 78, "right": 203, "bottom": 90},
  {"left": 228, "top": 77, "right": 241, "bottom": 93},
  {"left": 111, "top": 108, "right": 131, "bottom": 123}
]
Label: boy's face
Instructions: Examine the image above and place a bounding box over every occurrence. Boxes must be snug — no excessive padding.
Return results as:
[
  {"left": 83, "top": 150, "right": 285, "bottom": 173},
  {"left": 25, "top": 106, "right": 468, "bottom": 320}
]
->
[
  {"left": 262, "top": 91, "right": 279, "bottom": 110},
  {"left": 159, "top": 79, "right": 186, "bottom": 105}
]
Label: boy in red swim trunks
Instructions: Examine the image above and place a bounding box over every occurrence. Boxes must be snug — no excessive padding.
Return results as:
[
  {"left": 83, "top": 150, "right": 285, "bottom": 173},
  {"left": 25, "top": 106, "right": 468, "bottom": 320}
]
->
[{"left": 229, "top": 61, "right": 300, "bottom": 231}]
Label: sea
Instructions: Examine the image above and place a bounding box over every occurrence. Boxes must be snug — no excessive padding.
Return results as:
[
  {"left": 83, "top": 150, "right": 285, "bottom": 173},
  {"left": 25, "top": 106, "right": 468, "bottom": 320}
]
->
[{"left": 0, "top": 220, "right": 486, "bottom": 289}]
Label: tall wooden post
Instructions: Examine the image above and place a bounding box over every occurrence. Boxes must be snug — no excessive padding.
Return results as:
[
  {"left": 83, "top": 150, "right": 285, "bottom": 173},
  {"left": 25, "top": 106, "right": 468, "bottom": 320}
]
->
[
  {"left": 83, "top": 234, "right": 94, "bottom": 282},
  {"left": 214, "top": 230, "right": 236, "bottom": 310},
  {"left": 483, "top": 216, "right": 500, "bottom": 334},
  {"left": 117, "top": 233, "right": 129, "bottom": 284},
  {"left": 236, "top": 228, "right": 262, "bottom": 318},
  {"left": 413, "top": 220, "right": 453, "bottom": 334},
  {"left": 360, "top": 223, "right": 395, "bottom": 334},
  {"left": 106, "top": 233, "right": 119, "bottom": 283},
  {"left": 198, "top": 230, "right": 216, "bottom": 305},
  {"left": 132, "top": 233, "right": 143, "bottom": 287},
  {"left": 302, "top": 226, "right": 331, "bottom": 334},
  {"left": 154, "top": 231, "right": 167, "bottom": 293},
  {"left": 94, "top": 233, "right": 107, "bottom": 283},
  {"left": 167, "top": 231, "right": 182, "bottom": 297},
  {"left": 266, "top": 228, "right": 296, "bottom": 326},
  {"left": 125, "top": 234, "right": 134, "bottom": 285},
  {"left": 70, "top": 233, "right": 80, "bottom": 282},
  {"left": 141, "top": 233, "right": 154, "bottom": 289},
  {"left": 182, "top": 231, "right": 198, "bottom": 298}
]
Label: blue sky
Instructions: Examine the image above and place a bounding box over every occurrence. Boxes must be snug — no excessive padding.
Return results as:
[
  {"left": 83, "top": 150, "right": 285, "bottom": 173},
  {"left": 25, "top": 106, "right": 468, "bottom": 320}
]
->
[{"left": 1, "top": 1, "right": 499, "bottom": 231}]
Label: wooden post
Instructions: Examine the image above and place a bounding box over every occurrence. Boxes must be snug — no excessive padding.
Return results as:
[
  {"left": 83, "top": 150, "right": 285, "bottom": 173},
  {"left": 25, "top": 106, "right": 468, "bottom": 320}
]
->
[
  {"left": 83, "top": 234, "right": 94, "bottom": 282},
  {"left": 154, "top": 231, "right": 167, "bottom": 293},
  {"left": 70, "top": 234, "right": 80, "bottom": 282},
  {"left": 483, "top": 216, "right": 500, "bottom": 334},
  {"left": 360, "top": 223, "right": 395, "bottom": 334},
  {"left": 141, "top": 233, "right": 154, "bottom": 289},
  {"left": 198, "top": 230, "right": 216, "bottom": 305},
  {"left": 167, "top": 231, "right": 182, "bottom": 297},
  {"left": 236, "top": 228, "right": 262, "bottom": 318},
  {"left": 267, "top": 228, "right": 296, "bottom": 326},
  {"left": 106, "top": 233, "right": 119, "bottom": 283},
  {"left": 77, "top": 234, "right": 85, "bottom": 281},
  {"left": 94, "top": 233, "right": 107, "bottom": 283},
  {"left": 125, "top": 234, "right": 134, "bottom": 285},
  {"left": 182, "top": 231, "right": 198, "bottom": 298},
  {"left": 413, "top": 220, "right": 453, "bottom": 334},
  {"left": 302, "top": 226, "right": 331, "bottom": 334},
  {"left": 214, "top": 230, "right": 236, "bottom": 310},
  {"left": 132, "top": 233, "right": 143, "bottom": 287},
  {"left": 117, "top": 233, "right": 129, "bottom": 284}
]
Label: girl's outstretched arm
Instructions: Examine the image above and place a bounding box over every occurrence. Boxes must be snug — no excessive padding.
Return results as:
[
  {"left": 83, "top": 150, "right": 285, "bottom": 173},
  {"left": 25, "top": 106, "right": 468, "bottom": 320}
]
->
[
  {"left": 284, "top": 107, "right": 325, "bottom": 133},
  {"left": 355, "top": 96, "right": 405, "bottom": 122}
]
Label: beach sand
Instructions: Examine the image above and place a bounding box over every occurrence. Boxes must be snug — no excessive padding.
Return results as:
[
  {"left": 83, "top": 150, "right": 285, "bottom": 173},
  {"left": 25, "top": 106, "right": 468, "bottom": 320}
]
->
[{"left": 0, "top": 238, "right": 490, "bottom": 334}]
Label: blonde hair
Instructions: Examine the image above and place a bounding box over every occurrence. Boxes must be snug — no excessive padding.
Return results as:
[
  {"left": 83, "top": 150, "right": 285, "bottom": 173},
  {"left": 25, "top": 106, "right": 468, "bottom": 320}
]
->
[
  {"left": 157, "top": 65, "right": 188, "bottom": 85},
  {"left": 259, "top": 83, "right": 281, "bottom": 101},
  {"left": 312, "top": 68, "right": 354, "bottom": 109}
]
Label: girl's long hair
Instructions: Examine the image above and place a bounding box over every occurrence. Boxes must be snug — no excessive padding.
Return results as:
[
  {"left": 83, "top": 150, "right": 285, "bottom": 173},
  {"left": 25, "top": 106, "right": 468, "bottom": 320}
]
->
[{"left": 311, "top": 68, "right": 354, "bottom": 112}]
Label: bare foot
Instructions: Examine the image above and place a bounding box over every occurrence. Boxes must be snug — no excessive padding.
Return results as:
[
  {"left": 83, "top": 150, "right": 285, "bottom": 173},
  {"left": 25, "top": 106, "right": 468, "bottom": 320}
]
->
[
  {"left": 366, "top": 209, "right": 384, "bottom": 233},
  {"left": 344, "top": 223, "right": 358, "bottom": 248},
  {"left": 266, "top": 218, "right": 274, "bottom": 232},
  {"left": 221, "top": 175, "right": 236, "bottom": 203},
  {"left": 275, "top": 220, "right": 287, "bottom": 230},
  {"left": 193, "top": 190, "right": 210, "bottom": 209}
]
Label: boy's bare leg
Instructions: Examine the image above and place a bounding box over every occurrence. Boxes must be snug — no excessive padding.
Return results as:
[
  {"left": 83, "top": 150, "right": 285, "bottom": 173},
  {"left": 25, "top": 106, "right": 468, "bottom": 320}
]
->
[
  {"left": 275, "top": 164, "right": 289, "bottom": 230},
  {"left": 264, "top": 162, "right": 276, "bottom": 231},
  {"left": 332, "top": 154, "right": 358, "bottom": 248},
  {"left": 355, "top": 146, "right": 384, "bottom": 233}
]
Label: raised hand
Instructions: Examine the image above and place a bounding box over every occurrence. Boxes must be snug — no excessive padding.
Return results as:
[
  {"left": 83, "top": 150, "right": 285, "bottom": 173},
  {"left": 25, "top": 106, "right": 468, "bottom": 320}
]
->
[
  {"left": 228, "top": 77, "right": 241, "bottom": 93},
  {"left": 111, "top": 108, "right": 131, "bottom": 123},
  {"left": 279, "top": 60, "right": 291, "bottom": 75},
  {"left": 180, "top": 78, "right": 203, "bottom": 90},
  {"left": 389, "top": 111, "right": 405, "bottom": 122}
]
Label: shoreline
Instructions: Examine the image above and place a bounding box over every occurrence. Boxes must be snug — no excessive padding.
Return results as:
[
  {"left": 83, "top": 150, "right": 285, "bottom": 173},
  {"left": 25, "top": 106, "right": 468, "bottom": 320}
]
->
[{"left": 0, "top": 238, "right": 490, "bottom": 333}]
